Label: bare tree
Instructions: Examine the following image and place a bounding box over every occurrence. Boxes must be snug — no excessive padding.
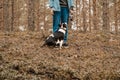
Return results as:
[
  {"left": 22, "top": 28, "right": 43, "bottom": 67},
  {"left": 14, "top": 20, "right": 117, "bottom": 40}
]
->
[
  {"left": 1, "top": 0, "right": 119, "bottom": 33},
  {"left": 82, "top": 0, "right": 87, "bottom": 32},
  {"left": 3, "top": 0, "right": 10, "bottom": 32},
  {"left": 89, "top": 0, "right": 92, "bottom": 31},
  {"left": 102, "top": 0, "right": 110, "bottom": 32},
  {"left": 28, "top": 0, "right": 35, "bottom": 31},
  {"left": 11, "top": 0, "right": 14, "bottom": 31},
  {"left": 43, "top": 0, "right": 46, "bottom": 30},
  {"left": 34, "top": 0, "right": 40, "bottom": 31},
  {"left": 93, "top": 0, "right": 98, "bottom": 30},
  {"left": 114, "top": 0, "right": 118, "bottom": 34},
  {"left": 75, "top": 0, "right": 78, "bottom": 28},
  {"left": 118, "top": 0, "right": 120, "bottom": 32},
  {"left": 0, "top": 0, "right": 3, "bottom": 31}
]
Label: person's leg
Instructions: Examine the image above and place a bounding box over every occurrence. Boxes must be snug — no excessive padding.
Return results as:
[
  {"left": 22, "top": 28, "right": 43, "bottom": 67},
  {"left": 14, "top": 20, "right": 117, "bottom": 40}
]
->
[
  {"left": 53, "top": 11, "right": 61, "bottom": 32},
  {"left": 61, "top": 7, "right": 69, "bottom": 43}
]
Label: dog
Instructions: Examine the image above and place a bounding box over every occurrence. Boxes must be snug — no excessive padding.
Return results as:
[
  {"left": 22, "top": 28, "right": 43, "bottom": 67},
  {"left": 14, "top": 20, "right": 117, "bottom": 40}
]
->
[{"left": 41, "top": 23, "right": 67, "bottom": 49}]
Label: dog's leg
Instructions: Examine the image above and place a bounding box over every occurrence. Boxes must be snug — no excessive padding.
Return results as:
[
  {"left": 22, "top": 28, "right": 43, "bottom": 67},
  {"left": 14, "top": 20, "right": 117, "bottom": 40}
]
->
[
  {"left": 56, "top": 39, "right": 60, "bottom": 44},
  {"left": 59, "top": 40, "right": 63, "bottom": 49}
]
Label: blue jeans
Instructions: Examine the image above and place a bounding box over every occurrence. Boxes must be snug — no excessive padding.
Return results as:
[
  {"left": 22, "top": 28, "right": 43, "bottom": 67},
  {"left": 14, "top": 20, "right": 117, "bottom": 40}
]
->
[{"left": 53, "top": 7, "right": 69, "bottom": 43}]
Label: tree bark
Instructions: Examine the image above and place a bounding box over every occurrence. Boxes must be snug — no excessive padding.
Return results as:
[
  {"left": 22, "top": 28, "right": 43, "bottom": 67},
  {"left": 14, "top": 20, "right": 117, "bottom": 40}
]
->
[
  {"left": 28, "top": 0, "right": 35, "bottom": 31},
  {"left": 114, "top": 0, "right": 118, "bottom": 34},
  {"left": 89, "top": 0, "right": 91, "bottom": 31},
  {"left": 3, "top": 0, "right": 10, "bottom": 32},
  {"left": 93, "top": 0, "right": 98, "bottom": 30},
  {"left": 102, "top": 0, "right": 110, "bottom": 32},
  {"left": 11, "top": 0, "right": 14, "bottom": 31},
  {"left": 82, "top": 0, "right": 87, "bottom": 32}
]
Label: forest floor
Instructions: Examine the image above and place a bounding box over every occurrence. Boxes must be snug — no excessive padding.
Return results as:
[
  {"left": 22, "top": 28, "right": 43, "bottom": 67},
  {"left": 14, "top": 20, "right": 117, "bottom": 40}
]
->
[{"left": 0, "top": 30, "right": 120, "bottom": 80}]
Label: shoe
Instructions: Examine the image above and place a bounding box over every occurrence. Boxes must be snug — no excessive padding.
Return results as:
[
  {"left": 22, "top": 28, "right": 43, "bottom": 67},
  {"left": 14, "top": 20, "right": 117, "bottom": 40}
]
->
[{"left": 62, "top": 43, "right": 69, "bottom": 48}]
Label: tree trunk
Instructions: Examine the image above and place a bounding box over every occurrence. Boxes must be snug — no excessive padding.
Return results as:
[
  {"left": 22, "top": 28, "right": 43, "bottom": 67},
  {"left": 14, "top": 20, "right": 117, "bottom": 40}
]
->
[
  {"left": 89, "top": 0, "right": 91, "bottom": 31},
  {"left": 11, "top": 0, "right": 14, "bottom": 31},
  {"left": 102, "top": 0, "right": 110, "bottom": 32},
  {"left": 0, "top": 0, "right": 3, "bottom": 31},
  {"left": 3, "top": 0, "right": 10, "bottom": 31},
  {"left": 28, "top": 0, "right": 35, "bottom": 31},
  {"left": 114, "top": 0, "right": 118, "bottom": 34},
  {"left": 76, "top": 0, "right": 78, "bottom": 28},
  {"left": 93, "top": 0, "right": 98, "bottom": 30},
  {"left": 43, "top": 0, "right": 46, "bottom": 30},
  {"left": 82, "top": 0, "right": 87, "bottom": 32},
  {"left": 118, "top": 0, "right": 120, "bottom": 33},
  {"left": 34, "top": 0, "right": 40, "bottom": 31}
]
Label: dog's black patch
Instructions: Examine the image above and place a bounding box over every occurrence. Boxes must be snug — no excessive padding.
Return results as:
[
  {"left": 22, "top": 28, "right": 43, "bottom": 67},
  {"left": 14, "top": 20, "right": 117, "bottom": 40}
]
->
[
  {"left": 41, "top": 23, "right": 67, "bottom": 48},
  {"left": 45, "top": 36, "right": 56, "bottom": 46},
  {"left": 44, "top": 31, "right": 64, "bottom": 47}
]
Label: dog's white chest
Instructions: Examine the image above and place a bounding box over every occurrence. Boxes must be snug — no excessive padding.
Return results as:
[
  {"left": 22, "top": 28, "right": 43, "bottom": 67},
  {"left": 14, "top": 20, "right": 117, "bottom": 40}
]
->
[{"left": 58, "top": 29, "right": 65, "bottom": 34}]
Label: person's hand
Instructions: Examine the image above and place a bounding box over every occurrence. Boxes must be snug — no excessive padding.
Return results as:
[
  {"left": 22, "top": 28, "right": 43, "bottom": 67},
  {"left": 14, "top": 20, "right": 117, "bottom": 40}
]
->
[
  {"left": 70, "top": 9, "right": 74, "bottom": 14},
  {"left": 70, "top": 6, "right": 74, "bottom": 14},
  {"left": 50, "top": 8, "right": 54, "bottom": 15}
]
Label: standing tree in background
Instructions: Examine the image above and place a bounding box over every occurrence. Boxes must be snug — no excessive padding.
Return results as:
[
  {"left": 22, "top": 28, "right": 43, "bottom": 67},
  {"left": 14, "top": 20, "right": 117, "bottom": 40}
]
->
[
  {"left": 28, "top": 0, "right": 35, "bottom": 31},
  {"left": 75, "top": 0, "right": 80, "bottom": 28},
  {"left": 0, "top": 0, "right": 120, "bottom": 33},
  {"left": 34, "top": 0, "right": 40, "bottom": 31},
  {"left": 75, "top": 0, "right": 78, "bottom": 28},
  {"left": 3, "top": 0, "right": 14, "bottom": 32},
  {"left": 82, "top": 0, "right": 87, "bottom": 32},
  {"left": 102, "top": 0, "right": 110, "bottom": 32},
  {"left": 89, "top": 0, "right": 92, "bottom": 31},
  {"left": 11, "top": 0, "right": 14, "bottom": 31},
  {"left": 3, "top": 0, "right": 10, "bottom": 31},
  {"left": 114, "top": 0, "right": 118, "bottom": 34},
  {"left": 93, "top": 0, "right": 98, "bottom": 30},
  {"left": 0, "top": 0, "right": 3, "bottom": 30},
  {"left": 118, "top": 0, "right": 120, "bottom": 30},
  {"left": 43, "top": 0, "right": 46, "bottom": 30}
]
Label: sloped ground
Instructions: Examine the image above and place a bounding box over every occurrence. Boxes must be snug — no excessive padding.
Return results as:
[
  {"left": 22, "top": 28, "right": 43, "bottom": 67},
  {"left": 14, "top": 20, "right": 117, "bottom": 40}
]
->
[{"left": 0, "top": 30, "right": 120, "bottom": 80}]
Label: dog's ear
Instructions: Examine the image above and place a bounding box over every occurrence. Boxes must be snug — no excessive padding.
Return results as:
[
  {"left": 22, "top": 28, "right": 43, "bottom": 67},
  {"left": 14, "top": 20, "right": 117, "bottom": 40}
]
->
[{"left": 63, "top": 23, "right": 67, "bottom": 28}]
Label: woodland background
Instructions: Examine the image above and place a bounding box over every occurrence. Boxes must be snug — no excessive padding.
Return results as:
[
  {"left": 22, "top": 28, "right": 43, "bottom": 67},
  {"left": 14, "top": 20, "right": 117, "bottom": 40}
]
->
[
  {"left": 0, "top": 0, "right": 120, "bottom": 33},
  {"left": 0, "top": 0, "right": 120, "bottom": 80}
]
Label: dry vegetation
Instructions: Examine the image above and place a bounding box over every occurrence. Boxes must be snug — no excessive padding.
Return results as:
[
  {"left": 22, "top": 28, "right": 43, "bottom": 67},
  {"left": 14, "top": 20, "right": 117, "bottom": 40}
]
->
[
  {"left": 0, "top": 0, "right": 120, "bottom": 80},
  {"left": 0, "top": 30, "right": 120, "bottom": 80}
]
